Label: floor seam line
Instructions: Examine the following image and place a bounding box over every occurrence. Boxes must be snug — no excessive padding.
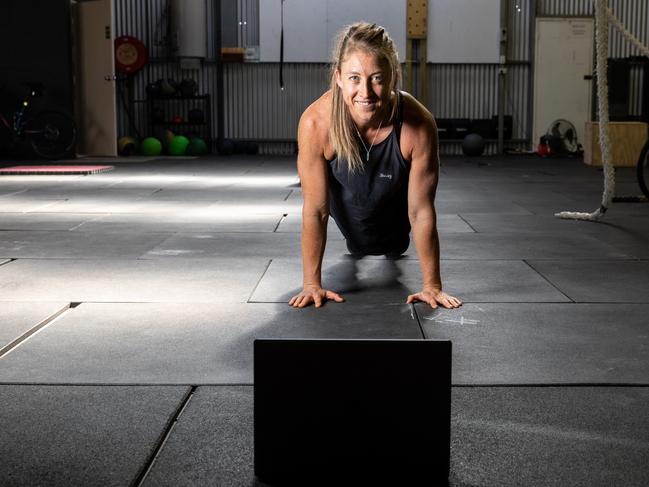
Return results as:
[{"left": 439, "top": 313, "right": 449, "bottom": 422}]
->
[
  {"left": 134, "top": 385, "right": 196, "bottom": 487},
  {"left": 522, "top": 259, "right": 575, "bottom": 303},
  {"left": 456, "top": 214, "right": 478, "bottom": 233},
  {"left": 67, "top": 214, "right": 106, "bottom": 231},
  {"left": 410, "top": 303, "right": 426, "bottom": 339},
  {"left": 0, "top": 303, "right": 74, "bottom": 358},
  {"left": 272, "top": 213, "right": 288, "bottom": 232},
  {"left": 247, "top": 259, "right": 273, "bottom": 303},
  {"left": 0, "top": 258, "right": 17, "bottom": 267}
]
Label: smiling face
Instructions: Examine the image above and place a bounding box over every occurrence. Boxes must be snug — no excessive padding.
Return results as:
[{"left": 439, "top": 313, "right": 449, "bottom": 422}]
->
[{"left": 335, "top": 49, "right": 391, "bottom": 127}]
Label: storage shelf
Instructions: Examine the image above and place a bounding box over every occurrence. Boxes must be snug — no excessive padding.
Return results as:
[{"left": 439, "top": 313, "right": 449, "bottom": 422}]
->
[{"left": 142, "top": 94, "right": 212, "bottom": 144}]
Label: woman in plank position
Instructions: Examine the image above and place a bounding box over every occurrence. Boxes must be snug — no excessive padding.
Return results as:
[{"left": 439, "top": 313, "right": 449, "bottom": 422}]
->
[{"left": 289, "top": 22, "right": 462, "bottom": 310}]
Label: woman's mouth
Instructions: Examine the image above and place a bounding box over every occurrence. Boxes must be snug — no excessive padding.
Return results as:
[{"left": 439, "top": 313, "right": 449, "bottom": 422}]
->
[{"left": 355, "top": 100, "right": 377, "bottom": 107}]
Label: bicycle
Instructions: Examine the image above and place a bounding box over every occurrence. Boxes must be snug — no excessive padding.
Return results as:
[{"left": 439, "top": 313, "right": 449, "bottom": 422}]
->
[
  {"left": 637, "top": 135, "right": 649, "bottom": 199},
  {"left": 0, "top": 82, "right": 77, "bottom": 160}
]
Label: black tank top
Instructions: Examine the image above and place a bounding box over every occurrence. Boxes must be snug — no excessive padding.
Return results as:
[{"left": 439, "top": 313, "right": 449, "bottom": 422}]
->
[{"left": 328, "top": 91, "right": 410, "bottom": 255}]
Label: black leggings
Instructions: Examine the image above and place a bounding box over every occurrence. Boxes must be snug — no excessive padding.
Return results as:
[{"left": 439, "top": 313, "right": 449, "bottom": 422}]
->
[{"left": 344, "top": 232, "right": 410, "bottom": 258}]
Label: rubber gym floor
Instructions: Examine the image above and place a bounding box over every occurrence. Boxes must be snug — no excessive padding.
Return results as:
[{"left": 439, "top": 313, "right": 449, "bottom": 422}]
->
[{"left": 0, "top": 153, "right": 648, "bottom": 486}]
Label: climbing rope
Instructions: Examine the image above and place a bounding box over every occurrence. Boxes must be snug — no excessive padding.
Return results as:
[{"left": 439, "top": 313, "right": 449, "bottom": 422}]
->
[{"left": 555, "top": 0, "right": 649, "bottom": 221}]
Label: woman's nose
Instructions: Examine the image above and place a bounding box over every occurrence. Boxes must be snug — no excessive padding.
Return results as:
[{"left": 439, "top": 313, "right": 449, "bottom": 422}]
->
[{"left": 359, "top": 79, "right": 371, "bottom": 97}]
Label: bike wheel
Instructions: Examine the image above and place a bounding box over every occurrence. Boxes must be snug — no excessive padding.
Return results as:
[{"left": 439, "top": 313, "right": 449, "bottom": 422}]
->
[
  {"left": 638, "top": 140, "right": 649, "bottom": 199},
  {"left": 25, "top": 110, "right": 77, "bottom": 160}
]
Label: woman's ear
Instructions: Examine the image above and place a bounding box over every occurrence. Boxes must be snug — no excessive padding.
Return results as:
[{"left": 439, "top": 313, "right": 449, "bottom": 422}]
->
[{"left": 335, "top": 69, "right": 343, "bottom": 89}]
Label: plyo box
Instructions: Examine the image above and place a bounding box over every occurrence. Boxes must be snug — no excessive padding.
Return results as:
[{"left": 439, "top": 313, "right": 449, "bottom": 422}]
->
[{"left": 584, "top": 121, "right": 648, "bottom": 167}]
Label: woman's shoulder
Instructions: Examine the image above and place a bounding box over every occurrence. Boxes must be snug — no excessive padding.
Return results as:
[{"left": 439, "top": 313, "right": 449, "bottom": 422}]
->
[
  {"left": 398, "top": 91, "right": 437, "bottom": 158},
  {"left": 399, "top": 91, "right": 435, "bottom": 127},
  {"left": 300, "top": 90, "right": 332, "bottom": 132},
  {"left": 299, "top": 91, "right": 333, "bottom": 154}
]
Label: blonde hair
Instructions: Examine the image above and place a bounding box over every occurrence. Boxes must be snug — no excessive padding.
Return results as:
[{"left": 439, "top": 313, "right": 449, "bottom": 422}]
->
[{"left": 329, "top": 22, "right": 401, "bottom": 172}]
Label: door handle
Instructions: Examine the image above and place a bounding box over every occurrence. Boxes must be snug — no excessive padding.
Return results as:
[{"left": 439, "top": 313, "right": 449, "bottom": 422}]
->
[{"left": 104, "top": 75, "right": 117, "bottom": 81}]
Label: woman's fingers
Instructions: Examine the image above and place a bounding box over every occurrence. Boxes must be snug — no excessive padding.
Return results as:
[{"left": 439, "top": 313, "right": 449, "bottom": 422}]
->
[
  {"left": 326, "top": 290, "right": 344, "bottom": 302},
  {"left": 406, "top": 291, "right": 462, "bottom": 309},
  {"left": 438, "top": 294, "right": 462, "bottom": 309},
  {"left": 288, "top": 289, "right": 344, "bottom": 308},
  {"left": 289, "top": 294, "right": 309, "bottom": 308}
]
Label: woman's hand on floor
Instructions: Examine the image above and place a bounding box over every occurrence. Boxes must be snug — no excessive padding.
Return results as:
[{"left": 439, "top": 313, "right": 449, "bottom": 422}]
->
[
  {"left": 406, "top": 289, "right": 462, "bottom": 309},
  {"left": 289, "top": 286, "right": 344, "bottom": 308}
]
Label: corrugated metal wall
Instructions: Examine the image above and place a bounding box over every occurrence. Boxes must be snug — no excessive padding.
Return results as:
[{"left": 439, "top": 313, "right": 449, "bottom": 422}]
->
[
  {"left": 224, "top": 63, "right": 328, "bottom": 139},
  {"left": 538, "top": 0, "right": 649, "bottom": 57},
  {"left": 607, "top": 0, "right": 649, "bottom": 57},
  {"left": 114, "top": 0, "right": 648, "bottom": 155},
  {"left": 537, "top": 0, "right": 592, "bottom": 17}
]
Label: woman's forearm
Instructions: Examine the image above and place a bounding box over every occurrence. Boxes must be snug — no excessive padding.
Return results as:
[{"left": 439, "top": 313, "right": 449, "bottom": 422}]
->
[
  {"left": 301, "top": 212, "right": 328, "bottom": 288},
  {"left": 411, "top": 210, "right": 442, "bottom": 291}
]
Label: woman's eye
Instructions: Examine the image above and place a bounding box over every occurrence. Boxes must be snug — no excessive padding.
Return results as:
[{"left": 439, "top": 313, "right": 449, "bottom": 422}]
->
[
  {"left": 349, "top": 76, "right": 359, "bottom": 82},
  {"left": 373, "top": 76, "right": 383, "bottom": 83}
]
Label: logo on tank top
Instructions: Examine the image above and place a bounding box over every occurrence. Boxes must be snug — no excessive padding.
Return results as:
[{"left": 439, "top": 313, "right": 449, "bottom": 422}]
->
[{"left": 379, "top": 173, "right": 392, "bottom": 179}]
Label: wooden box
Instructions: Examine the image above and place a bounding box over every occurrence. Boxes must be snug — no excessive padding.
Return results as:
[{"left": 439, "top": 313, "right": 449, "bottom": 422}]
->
[
  {"left": 221, "top": 47, "right": 245, "bottom": 62},
  {"left": 584, "top": 121, "right": 648, "bottom": 167}
]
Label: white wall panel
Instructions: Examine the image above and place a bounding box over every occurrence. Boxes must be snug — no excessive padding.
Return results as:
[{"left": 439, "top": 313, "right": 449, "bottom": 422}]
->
[
  {"left": 428, "top": 0, "right": 501, "bottom": 63},
  {"left": 259, "top": 0, "right": 406, "bottom": 62}
]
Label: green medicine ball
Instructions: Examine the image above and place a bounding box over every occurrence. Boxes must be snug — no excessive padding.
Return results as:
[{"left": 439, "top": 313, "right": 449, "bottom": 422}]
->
[
  {"left": 187, "top": 137, "right": 208, "bottom": 155},
  {"left": 140, "top": 137, "right": 162, "bottom": 156},
  {"left": 169, "top": 135, "right": 190, "bottom": 156}
]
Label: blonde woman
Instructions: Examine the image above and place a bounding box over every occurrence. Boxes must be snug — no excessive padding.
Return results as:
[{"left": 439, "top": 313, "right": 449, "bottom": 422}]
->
[{"left": 289, "top": 22, "right": 462, "bottom": 310}]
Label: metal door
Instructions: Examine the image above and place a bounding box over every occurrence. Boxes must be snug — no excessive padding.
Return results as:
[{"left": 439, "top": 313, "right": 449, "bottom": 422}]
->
[
  {"left": 77, "top": 0, "right": 117, "bottom": 156},
  {"left": 533, "top": 18, "right": 594, "bottom": 150}
]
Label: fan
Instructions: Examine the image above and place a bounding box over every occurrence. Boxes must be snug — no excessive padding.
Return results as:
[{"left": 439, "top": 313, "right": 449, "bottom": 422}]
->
[{"left": 545, "top": 119, "right": 580, "bottom": 154}]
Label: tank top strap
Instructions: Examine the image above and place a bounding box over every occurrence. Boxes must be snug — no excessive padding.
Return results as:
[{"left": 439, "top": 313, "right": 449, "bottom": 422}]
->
[{"left": 394, "top": 91, "right": 404, "bottom": 144}]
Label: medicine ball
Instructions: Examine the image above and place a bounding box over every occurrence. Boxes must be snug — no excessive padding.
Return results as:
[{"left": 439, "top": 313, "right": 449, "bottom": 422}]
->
[
  {"left": 158, "top": 78, "right": 177, "bottom": 97},
  {"left": 169, "top": 135, "right": 190, "bottom": 156},
  {"left": 164, "top": 129, "right": 176, "bottom": 151},
  {"left": 118, "top": 136, "right": 138, "bottom": 156},
  {"left": 462, "top": 133, "right": 485, "bottom": 157},
  {"left": 179, "top": 78, "right": 198, "bottom": 97},
  {"left": 140, "top": 137, "right": 162, "bottom": 156},
  {"left": 188, "top": 108, "right": 205, "bottom": 124},
  {"left": 187, "top": 137, "right": 208, "bottom": 155}
]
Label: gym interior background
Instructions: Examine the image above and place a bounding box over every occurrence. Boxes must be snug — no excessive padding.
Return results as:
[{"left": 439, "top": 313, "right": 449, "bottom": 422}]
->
[
  {"left": 1, "top": 1, "right": 649, "bottom": 486},
  {"left": 1, "top": 0, "right": 647, "bottom": 156},
  {"left": 114, "top": 0, "right": 649, "bottom": 155}
]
